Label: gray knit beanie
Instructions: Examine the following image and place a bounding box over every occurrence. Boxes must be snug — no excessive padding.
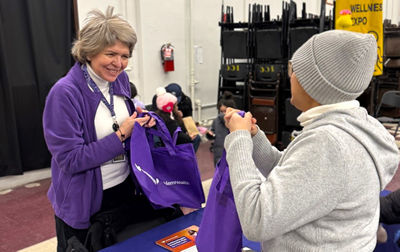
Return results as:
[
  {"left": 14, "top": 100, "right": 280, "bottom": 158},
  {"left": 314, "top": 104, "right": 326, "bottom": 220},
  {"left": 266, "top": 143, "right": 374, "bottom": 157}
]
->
[{"left": 291, "top": 30, "right": 377, "bottom": 105}]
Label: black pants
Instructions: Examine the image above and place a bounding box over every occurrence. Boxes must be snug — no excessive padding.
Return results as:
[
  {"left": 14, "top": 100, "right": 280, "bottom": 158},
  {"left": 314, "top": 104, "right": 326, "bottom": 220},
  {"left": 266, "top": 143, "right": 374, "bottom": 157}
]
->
[{"left": 55, "top": 177, "right": 182, "bottom": 252}]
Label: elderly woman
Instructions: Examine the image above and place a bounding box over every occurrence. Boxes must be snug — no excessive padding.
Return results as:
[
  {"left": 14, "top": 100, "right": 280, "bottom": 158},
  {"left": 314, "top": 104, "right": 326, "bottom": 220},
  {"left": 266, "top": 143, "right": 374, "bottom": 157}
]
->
[{"left": 43, "top": 7, "right": 180, "bottom": 251}]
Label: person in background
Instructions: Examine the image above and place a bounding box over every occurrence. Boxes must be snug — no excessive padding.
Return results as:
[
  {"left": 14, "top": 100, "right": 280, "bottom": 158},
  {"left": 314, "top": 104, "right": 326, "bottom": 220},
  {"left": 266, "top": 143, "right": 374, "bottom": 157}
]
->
[
  {"left": 209, "top": 91, "right": 236, "bottom": 166},
  {"left": 43, "top": 7, "right": 178, "bottom": 251},
  {"left": 223, "top": 30, "right": 399, "bottom": 251},
  {"left": 152, "top": 87, "right": 196, "bottom": 215},
  {"left": 381, "top": 189, "right": 400, "bottom": 225},
  {"left": 377, "top": 188, "right": 400, "bottom": 245},
  {"left": 165, "top": 83, "right": 192, "bottom": 118},
  {"left": 129, "top": 82, "right": 146, "bottom": 110},
  {"left": 165, "top": 83, "right": 201, "bottom": 152},
  {"left": 152, "top": 87, "right": 192, "bottom": 145}
]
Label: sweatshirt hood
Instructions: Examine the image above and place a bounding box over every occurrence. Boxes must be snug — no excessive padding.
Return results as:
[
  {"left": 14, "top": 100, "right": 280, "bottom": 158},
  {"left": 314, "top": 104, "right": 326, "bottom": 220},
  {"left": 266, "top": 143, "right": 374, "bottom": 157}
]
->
[{"left": 305, "top": 107, "right": 399, "bottom": 190}]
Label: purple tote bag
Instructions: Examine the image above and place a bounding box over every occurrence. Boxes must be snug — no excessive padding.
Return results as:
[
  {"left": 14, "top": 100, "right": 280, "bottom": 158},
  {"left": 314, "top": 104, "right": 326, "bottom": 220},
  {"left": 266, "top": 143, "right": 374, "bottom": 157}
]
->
[
  {"left": 130, "top": 112, "right": 205, "bottom": 209},
  {"left": 196, "top": 151, "right": 243, "bottom": 252}
]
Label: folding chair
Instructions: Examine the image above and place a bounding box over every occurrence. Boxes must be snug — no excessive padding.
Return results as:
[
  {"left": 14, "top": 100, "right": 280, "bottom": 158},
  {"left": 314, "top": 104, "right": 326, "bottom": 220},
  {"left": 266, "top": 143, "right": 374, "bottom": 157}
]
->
[{"left": 375, "top": 90, "right": 400, "bottom": 136}]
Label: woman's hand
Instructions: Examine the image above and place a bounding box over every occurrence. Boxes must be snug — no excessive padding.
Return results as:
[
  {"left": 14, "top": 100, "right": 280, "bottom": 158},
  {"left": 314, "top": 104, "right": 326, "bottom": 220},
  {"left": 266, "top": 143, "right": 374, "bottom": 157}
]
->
[
  {"left": 177, "top": 110, "right": 183, "bottom": 118},
  {"left": 224, "top": 107, "right": 258, "bottom": 136},
  {"left": 116, "top": 107, "right": 156, "bottom": 141},
  {"left": 250, "top": 117, "right": 258, "bottom": 137},
  {"left": 190, "top": 133, "right": 198, "bottom": 140},
  {"left": 135, "top": 106, "right": 156, "bottom": 128},
  {"left": 377, "top": 224, "right": 387, "bottom": 243},
  {"left": 224, "top": 108, "right": 252, "bottom": 133},
  {"left": 116, "top": 112, "right": 140, "bottom": 141}
]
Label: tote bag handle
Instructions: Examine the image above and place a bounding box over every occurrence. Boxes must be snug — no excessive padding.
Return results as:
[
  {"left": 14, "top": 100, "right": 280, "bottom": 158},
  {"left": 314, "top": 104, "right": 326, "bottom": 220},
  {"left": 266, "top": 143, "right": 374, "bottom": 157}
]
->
[{"left": 139, "top": 111, "right": 178, "bottom": 156}]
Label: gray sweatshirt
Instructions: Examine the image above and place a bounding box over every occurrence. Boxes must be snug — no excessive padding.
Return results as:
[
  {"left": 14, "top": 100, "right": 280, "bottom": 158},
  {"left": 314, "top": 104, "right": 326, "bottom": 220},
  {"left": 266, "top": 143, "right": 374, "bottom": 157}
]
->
[{"left": 224, "top": 107, "right": 399, "bottom": 251}]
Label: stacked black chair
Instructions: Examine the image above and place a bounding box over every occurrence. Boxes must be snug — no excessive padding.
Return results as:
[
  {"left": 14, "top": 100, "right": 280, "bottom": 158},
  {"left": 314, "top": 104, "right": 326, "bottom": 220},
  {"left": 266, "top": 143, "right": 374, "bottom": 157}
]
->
[
  {"left": 374, "top": 21, "right": 400, "bottom": 117},
  {"left": 218, "top": 5, "right": 250, "bottom": 111},
  {"left": 217, "top": 1, "right": 334, "bottom": 148},
  {"left": 279, "top": 2, "right": 332, "bottom": 147},
  {"left": 248, "top": 13, "right": 285, "bottom": 144}
]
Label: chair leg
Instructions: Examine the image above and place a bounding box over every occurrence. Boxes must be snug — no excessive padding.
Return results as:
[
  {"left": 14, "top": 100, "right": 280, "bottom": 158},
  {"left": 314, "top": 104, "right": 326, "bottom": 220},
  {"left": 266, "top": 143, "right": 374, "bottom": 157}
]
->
[{"left": 394, "top": 122, "right": 400, "bottom": 138}]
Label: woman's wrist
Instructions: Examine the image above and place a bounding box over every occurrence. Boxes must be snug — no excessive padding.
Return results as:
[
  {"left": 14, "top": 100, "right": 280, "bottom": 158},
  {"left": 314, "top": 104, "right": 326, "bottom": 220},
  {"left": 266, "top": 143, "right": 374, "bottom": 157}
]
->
[{"left": 116, "top": 128, "right": 126, "bottom": 142}]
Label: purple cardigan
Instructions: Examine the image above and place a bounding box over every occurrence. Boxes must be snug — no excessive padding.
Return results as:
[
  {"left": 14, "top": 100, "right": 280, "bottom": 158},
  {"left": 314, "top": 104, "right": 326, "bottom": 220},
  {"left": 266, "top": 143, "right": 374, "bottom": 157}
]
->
[{"left": 43, "top": 62, "right": 134, "bottom": 229}]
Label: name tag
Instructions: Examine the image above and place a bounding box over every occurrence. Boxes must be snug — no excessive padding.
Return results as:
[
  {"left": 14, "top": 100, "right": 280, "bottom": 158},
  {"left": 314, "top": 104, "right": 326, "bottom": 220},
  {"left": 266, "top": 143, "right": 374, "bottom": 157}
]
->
[{"left": 112, "top": 154, "right": 126, "bottom": 163}]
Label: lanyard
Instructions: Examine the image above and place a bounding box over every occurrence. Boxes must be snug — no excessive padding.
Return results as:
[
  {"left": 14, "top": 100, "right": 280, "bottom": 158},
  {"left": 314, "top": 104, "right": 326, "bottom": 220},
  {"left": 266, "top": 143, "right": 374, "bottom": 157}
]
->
[{"left": 82, "top": 65, "right": 120, "bottom": 132}]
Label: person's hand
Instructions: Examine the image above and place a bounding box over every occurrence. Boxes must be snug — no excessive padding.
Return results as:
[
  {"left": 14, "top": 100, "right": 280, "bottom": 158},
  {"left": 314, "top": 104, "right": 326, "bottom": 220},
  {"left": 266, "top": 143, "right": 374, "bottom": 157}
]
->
[
  {"left": 177, "top": 110, "right": 183, "bottom": 118},
  {"left": 377, "top": 224, "right": 388, "bottom": 243},
  {"left": 117, "top": 112, "right": 138, "bottom": 141},
  {"left": 250, "top": 117, "right": 258, "bottom": 137},
  {"left": 224, "top": 108, "right": 252, "bottom": 133},
  {"left": 135, "top": 106, "right": 156, "bottom": 128},
  {"left": 117, "top": 111, "right": 155, "bottom": 142},
  {"left": 135, "top": 115, "right": 154, "bottom": 127},
  {"left": 118, "top": 112, "right": 151, "bottom": 140},
  {"left": 224, "top": 108, "right": 258, "bottom": 136},
  {"left": 180, "top": 206, "right": 197, "bottom": 215},
  {"left": 224, "top": 107, "right": 239, "bottom": 127},
  {"left": 205, "top": 130, "right": 215, "bottom": 140},
  {"left": 206, "top": 130, "right": 215, "bottom": 137},
  {"left": 190, "top": 133, "right": 197, "bottom": 140},
  {"left": 135, "top": 106, "right": 148, "bottom": 115}
]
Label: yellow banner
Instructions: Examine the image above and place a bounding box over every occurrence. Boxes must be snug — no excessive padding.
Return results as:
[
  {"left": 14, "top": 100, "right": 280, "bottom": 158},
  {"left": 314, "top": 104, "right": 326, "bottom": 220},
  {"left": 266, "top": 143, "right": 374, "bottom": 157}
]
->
[{"left": 335, "top": 0, "right": 383, "bottom": 76}]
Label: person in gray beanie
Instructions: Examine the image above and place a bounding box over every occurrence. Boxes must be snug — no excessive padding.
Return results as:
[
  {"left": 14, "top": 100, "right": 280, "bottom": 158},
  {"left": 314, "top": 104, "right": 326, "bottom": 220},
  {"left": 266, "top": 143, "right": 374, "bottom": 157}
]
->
[{"left": 223, "top": 30, "right": 400, "bottom": 251}]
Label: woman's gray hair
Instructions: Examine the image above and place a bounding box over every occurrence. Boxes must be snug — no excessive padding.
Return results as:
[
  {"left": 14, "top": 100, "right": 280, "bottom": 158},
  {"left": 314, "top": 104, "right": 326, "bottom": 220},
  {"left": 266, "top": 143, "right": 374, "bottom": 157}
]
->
[{"left": 71, "top": 6, "right": 137, "bottom": 64}]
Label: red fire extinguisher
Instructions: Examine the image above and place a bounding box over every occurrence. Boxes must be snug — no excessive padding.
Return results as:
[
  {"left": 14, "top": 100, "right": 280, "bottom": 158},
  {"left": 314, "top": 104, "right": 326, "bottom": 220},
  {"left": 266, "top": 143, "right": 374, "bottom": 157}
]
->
[{"left": 161, "top": 43, "right": 174, "bottom": 72}]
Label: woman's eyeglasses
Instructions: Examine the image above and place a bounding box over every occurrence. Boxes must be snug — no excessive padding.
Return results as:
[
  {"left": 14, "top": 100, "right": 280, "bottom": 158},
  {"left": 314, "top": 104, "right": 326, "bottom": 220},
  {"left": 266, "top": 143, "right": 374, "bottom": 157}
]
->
[{"left": 288, "top": 60, "right": 293, "bottom": 78}]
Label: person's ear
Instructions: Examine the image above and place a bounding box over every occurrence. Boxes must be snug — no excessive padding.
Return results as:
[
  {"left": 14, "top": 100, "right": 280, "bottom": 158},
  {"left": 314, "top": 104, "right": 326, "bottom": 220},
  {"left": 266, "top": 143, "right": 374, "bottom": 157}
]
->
[{"left": 86, "top": 55, "right": 92, "bottom": 62}]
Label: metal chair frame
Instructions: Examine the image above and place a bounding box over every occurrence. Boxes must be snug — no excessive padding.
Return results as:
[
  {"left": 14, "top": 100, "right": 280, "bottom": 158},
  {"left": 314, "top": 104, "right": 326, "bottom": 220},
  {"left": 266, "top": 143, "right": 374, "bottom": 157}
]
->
[{"left": 375, "top": 90, "right": 400, "bottom": 136}]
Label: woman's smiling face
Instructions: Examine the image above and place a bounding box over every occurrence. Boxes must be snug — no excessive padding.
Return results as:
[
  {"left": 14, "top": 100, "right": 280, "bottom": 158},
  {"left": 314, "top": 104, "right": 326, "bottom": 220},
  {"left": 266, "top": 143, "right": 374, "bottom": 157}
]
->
[{"left": 88, "top": 40, "right": 130, "bottom": 82}]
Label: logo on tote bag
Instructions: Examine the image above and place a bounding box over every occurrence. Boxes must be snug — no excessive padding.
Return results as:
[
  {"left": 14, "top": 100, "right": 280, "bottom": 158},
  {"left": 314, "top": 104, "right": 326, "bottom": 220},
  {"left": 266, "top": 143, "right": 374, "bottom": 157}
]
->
[
  {"left": 134, "top": 163, "right": 159, "bottom": 184},
  {"left": 163, "top": 180, "right": 190, "bottom": 186},
  {"left": 135, "top": 163, "right": 191, "bottom": 186}
]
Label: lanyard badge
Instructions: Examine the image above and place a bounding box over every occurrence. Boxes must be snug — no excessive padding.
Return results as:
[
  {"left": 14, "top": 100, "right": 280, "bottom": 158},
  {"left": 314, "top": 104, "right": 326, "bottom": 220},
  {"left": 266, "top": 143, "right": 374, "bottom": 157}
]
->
[{"left": 82, "top": 65, "right": 120, "bottom": 132}]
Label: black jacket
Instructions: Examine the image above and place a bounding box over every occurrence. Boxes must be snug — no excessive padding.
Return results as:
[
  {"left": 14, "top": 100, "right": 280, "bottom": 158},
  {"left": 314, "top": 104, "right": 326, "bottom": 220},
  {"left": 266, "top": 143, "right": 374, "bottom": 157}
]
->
[
  {"left": 154, "top": 111, "right": 192, "bottom": 145},
  {"left": 380, "top": 189, "right": 400, "bottom": 224},
  {"left": 164, "top": 119, "right": 192, "bottom": 145},
  {"left": 210, "top": 113, "right": 230, "bottom": 165},
  {"left": 178, "top": 93, "right": 193, "bottom": 118}
]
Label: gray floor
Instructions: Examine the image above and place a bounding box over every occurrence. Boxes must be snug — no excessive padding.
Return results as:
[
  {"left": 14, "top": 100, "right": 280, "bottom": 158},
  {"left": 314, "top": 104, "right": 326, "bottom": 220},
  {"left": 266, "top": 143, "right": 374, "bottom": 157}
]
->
[{"left": 0, "top": 168, "right": 51, "bottom": 191}]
